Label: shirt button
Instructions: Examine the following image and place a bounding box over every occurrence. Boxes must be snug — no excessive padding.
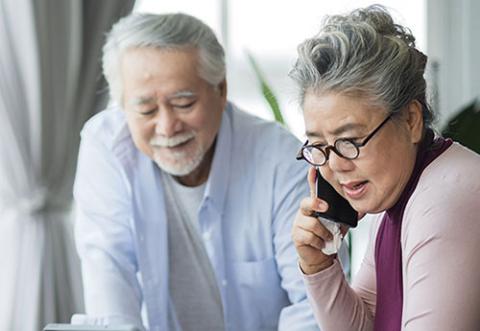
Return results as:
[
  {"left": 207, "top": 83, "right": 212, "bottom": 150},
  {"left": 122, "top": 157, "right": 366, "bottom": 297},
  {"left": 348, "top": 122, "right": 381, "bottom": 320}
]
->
[{"left": 221, "top": 279, "right": 228, "bottom": 287}]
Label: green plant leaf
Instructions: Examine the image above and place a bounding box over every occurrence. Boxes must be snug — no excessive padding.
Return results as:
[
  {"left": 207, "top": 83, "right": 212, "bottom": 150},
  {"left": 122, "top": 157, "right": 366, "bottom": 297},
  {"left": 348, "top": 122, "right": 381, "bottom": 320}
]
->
[
  {"left": 442, "top": 99, "right": 480, "bottom": 154},
  {"left": 246, "top": 51, "right": 286, "bottom": 126}
]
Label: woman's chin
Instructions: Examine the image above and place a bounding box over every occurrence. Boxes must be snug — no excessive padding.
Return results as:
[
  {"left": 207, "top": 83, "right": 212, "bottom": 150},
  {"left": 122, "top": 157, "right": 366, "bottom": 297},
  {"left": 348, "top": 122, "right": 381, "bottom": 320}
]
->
[{"left": 349, "top": 201, "right": 376, "bottom": 216}]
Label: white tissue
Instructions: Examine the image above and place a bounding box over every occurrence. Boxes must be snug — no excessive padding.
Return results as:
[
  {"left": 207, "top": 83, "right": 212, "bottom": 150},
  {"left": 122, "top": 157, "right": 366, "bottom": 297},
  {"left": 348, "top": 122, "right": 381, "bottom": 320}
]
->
[{"left": 318, "top": 218, "right": 343, "bottom": 255}]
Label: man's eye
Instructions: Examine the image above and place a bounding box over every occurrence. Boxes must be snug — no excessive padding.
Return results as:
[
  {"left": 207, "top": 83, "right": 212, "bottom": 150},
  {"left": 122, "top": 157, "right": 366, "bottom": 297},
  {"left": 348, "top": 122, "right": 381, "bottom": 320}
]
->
[
  {"left": 172, "top": 101, "right": 195, "bottom": 110},
  {"left": 138, "top": 108, "right": 158, "bottom": 116}
]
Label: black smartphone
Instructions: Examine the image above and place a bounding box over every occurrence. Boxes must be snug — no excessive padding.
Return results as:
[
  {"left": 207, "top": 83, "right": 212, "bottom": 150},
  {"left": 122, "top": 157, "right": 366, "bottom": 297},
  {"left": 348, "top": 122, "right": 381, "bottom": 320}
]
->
[{"left": 314, "top": 169, "right": 358, "bottom": 228}]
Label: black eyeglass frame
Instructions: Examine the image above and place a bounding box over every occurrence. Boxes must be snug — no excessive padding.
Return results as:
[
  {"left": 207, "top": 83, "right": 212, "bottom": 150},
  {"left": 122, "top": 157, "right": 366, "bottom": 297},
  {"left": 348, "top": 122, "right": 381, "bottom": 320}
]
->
[{"left": 296, "top": 114, "right": 392, "bottom": 166}]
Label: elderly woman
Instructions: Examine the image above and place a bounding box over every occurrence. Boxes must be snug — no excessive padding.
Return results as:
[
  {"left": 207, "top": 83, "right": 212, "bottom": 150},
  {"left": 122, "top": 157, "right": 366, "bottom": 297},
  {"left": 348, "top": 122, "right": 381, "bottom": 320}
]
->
[{"left": 289, "top": 5, "right": 480, "bottom": 331}]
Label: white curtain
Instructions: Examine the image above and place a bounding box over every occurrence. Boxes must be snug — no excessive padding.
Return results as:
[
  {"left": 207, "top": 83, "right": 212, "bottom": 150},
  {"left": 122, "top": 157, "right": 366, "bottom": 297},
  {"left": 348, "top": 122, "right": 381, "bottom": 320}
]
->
[{"left": 0, "top": 0, "right": 134, "bottom": 330}]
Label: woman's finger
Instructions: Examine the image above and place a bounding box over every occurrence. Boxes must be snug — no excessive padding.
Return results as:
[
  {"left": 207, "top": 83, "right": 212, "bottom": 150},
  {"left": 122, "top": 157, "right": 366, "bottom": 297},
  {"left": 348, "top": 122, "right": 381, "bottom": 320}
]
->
[
  {"left": 296, "top": 216, "right": 333, "bottom": 241},
  {"left": 339, "top": 224, "right": 350, "bottom": 237},
  {"left": 292, "top": 227, "right": 325, "bottom": 250},
  {"left": 307, "top": 166, "right": 317, "bottom": 198},
  {"left": 299, "top": 196, "right": 329, "bottom": 216}
]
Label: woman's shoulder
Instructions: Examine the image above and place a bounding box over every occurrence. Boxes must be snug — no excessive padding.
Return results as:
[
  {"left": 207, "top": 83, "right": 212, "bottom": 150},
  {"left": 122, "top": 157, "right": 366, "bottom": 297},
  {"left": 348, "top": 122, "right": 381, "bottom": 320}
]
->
[
  {"left": 400, "top": 146, "right": 480, "bottom": 329},
  {"left": 418, "top": 142, "right": 480, "bottom": 194},
  {"left": 402, "top": 143, "right": 480, "bottom": 243}
]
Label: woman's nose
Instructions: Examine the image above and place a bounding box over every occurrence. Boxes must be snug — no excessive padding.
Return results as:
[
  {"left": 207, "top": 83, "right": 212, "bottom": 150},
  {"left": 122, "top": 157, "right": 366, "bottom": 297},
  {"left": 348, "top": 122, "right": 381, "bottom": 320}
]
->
[{"left": 327, "top": 149, "right": 355, "bottom": 173}]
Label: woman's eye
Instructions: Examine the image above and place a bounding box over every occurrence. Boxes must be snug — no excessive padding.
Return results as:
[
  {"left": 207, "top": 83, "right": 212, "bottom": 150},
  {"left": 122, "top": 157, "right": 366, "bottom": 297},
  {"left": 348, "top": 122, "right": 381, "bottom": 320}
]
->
[
  {"left": 311, "top": 141, "right": 327, "bottom": 148},
  {"left": 336, "top": 135, "right": 361, "bottom": 143},
  {"left": 347, "top": 137, "right": 363, "bottom": 145}
]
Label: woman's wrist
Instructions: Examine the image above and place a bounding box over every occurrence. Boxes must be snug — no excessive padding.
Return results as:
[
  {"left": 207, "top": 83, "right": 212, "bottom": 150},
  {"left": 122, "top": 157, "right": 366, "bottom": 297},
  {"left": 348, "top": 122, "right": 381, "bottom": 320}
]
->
[{"left": 299, "top": 257, "right": 334, "bottom": 275}]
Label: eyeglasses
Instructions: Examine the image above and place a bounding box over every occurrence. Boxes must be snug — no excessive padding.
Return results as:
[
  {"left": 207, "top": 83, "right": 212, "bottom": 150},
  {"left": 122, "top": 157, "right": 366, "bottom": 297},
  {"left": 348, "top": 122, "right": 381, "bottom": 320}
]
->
[{"left": 297, "top": 114, "right": 392, "bottom": 166}]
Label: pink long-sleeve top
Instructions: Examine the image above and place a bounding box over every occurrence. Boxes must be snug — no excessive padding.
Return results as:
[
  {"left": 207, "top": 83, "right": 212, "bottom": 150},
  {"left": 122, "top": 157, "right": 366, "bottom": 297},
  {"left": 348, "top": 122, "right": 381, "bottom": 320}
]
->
[{"left": 303, "top": 143, "right": 480, "bottom": 331}]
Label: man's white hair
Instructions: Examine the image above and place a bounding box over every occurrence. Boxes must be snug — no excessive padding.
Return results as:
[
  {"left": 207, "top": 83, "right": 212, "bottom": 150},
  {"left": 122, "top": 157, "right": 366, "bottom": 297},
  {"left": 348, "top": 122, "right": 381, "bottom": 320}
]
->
[{"left": 102, "top": 12, "right": 226, "bottom": 106}]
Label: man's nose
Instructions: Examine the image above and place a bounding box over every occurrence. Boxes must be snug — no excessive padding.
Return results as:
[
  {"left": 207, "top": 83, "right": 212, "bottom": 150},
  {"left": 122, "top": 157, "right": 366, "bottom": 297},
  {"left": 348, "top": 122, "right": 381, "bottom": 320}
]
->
[{"left": 154, "top": 108, "right": 183, "bottom": 137}]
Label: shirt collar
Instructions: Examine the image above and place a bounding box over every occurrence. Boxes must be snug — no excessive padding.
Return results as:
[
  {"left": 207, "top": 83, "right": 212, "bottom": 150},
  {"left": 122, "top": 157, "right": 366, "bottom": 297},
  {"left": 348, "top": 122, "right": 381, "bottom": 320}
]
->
[
  {"left": 108, "top": 101, "right": 234, "bottom": 214},
  {"left": 97, "top": 105, "right": 137, "bottom": 169},
  {"left": 203, "top": 102, "right": 233, "bottom": 214},
  {"left": 110, "top": 106, "right": 131, "bottom": 149}
]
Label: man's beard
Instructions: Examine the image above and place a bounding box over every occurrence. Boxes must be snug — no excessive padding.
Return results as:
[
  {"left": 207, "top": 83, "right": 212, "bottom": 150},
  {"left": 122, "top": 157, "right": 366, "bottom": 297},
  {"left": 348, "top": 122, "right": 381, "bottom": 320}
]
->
[{"left": 149, "top": 131, "right": 207, "bottom": 176}]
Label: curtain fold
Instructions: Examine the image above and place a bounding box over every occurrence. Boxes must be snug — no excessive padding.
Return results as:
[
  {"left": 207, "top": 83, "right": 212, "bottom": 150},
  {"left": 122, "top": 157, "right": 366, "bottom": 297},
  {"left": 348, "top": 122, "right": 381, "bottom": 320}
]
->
[{"left": 0, "top": 1, "right": 135, "bottom": 330}]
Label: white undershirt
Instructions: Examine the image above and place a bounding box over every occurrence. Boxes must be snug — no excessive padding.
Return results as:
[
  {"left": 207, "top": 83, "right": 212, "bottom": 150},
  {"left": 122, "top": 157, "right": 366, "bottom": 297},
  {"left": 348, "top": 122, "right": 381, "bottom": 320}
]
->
[{"left": 161, "top": 171, "right": 224, "bottom": 331}]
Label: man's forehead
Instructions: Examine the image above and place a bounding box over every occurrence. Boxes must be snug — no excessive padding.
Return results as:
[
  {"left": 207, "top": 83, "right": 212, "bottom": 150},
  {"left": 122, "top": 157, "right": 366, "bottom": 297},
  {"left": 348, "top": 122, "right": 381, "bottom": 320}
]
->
[
  {"left": 128, "top": 90, "right": 197, "bottom": 106},
  {"left": 129, "top": 96, "right": 155, "bottom": 106}
]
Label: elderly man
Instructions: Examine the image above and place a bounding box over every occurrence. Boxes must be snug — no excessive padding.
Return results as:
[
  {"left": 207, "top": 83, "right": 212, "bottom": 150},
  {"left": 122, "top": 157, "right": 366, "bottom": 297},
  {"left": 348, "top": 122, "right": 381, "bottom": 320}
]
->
[{"left": 74, "top": 12, "right": 342, "bottom": 331}]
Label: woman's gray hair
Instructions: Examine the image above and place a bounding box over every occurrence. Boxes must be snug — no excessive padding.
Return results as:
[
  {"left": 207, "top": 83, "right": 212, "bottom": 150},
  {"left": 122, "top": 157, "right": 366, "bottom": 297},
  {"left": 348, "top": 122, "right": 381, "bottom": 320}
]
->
[
  {"left": 289, "top": 5, "right": 434, "bottom": 128},
  {"left": 102, "top": 12, "right": 225, "bottom": 105}
]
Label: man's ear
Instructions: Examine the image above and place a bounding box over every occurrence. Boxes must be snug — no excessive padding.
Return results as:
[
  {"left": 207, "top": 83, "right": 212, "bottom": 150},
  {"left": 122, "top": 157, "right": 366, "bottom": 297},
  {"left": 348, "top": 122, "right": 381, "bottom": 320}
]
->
[
  {"left": 406, "top": 100, "right": 424, "bottom": 144},
  {"left": 218, "top": 79, "right": 227, "bottom": 98}
]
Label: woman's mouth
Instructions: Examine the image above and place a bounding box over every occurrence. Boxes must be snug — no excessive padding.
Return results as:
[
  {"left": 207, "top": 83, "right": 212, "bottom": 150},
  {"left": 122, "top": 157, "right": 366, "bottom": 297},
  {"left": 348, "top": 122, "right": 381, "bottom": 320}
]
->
[{"left": 341, "top": 180, "right": 369, "bottom": 199}]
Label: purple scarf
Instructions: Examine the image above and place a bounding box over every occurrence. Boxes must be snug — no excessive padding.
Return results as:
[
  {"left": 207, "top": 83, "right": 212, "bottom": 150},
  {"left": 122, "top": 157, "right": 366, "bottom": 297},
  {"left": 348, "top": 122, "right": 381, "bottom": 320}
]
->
[{"left": 374, "top": 130, "right": 452, "bottom": 331}]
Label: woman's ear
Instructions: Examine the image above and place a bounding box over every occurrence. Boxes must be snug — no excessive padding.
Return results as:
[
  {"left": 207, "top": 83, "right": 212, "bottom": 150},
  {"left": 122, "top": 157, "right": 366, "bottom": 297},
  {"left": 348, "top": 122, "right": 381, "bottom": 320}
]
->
[{"left": 406, "top": 100, "right": 424, "bottom": 144}]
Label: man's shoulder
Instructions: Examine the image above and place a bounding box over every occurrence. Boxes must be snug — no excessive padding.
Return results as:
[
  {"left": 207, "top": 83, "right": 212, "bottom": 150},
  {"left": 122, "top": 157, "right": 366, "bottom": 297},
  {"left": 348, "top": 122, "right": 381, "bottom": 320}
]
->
[
  {"left": 225, "top": 103, "right": 307, "bottom": 181},
  {"left": 229, "top": 104, "right": 289, "bottom": 134},
  {"left": 81, "top": 105, "right": 131, "bottom": 148},
  {"left": 228, "top": 103, "right": 301, "bottom": 152}
]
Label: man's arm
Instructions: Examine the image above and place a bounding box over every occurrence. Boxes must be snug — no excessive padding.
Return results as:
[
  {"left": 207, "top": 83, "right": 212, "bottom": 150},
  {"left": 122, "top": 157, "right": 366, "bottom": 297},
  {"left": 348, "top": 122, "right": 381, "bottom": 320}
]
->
[
  {"left": 271, "top": 157, "right": 321, "bottom": 331},
  {"left": 74, "top": 133, "right": 144, "bottom": 329}
]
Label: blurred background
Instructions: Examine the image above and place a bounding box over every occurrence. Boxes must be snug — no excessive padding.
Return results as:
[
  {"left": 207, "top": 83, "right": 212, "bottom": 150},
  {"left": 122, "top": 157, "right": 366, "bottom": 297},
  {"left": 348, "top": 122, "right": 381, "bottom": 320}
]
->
[{"left": 0, "top": 0, "right": 478, "bottom": 330}]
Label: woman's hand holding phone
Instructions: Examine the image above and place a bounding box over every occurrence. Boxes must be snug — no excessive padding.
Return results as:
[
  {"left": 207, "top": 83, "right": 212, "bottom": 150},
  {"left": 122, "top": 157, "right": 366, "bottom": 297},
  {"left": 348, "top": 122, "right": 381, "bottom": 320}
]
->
[{"left": 292, "top": 167, "right": 337, "bottom": 275}]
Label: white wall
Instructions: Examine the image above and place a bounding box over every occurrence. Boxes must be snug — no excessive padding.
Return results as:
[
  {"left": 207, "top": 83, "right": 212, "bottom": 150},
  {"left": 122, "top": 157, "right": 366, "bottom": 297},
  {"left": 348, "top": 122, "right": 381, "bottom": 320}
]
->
[{"left": 427, "top": 0, "right": 480, "bottom": 128}]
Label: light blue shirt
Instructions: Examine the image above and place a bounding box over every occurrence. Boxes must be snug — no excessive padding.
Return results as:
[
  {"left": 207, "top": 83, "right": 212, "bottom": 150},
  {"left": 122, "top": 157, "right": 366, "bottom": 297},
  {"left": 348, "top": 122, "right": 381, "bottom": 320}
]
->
[{"left": 74, "top": 102, "right": 341, "bottom": 331}]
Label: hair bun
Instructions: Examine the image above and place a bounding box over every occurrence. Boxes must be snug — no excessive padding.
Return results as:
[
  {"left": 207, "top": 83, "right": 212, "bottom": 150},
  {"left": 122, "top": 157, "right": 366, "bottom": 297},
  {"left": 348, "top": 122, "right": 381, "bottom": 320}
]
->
[{"left": 326, "top": 5, "right": 416, "bottom": 48}]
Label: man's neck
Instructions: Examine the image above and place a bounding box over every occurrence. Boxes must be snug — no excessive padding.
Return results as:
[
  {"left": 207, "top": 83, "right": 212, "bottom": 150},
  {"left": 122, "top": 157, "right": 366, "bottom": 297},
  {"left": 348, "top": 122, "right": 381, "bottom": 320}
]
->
[{"left": 175, "top": 139, "right": 216, "bottom": 187}]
